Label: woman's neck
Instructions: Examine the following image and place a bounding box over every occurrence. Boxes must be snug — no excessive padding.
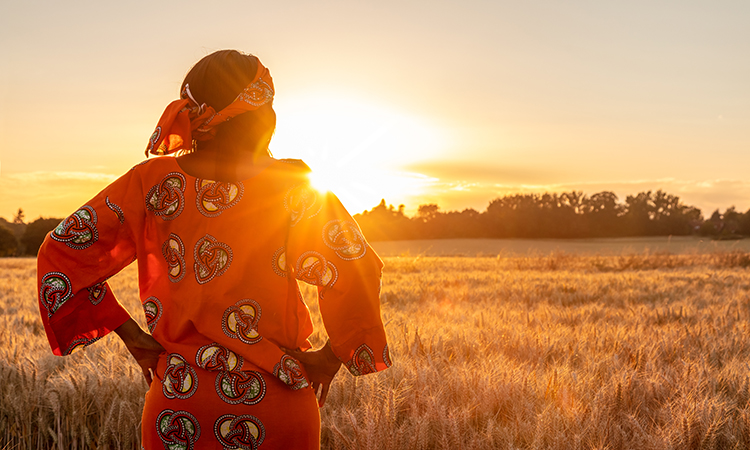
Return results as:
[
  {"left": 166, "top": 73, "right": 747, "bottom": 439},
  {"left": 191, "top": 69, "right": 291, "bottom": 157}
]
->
[{"left": 176, "top": 149, "right": 275, "bottom": 182}]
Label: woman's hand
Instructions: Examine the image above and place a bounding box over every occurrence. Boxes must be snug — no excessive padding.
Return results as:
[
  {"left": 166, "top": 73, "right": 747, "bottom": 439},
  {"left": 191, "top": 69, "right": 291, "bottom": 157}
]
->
[
  {"left": 282, "top": 341, "right": 341, "bottom": 407},
  {"left": 115, "top": 318, "right": 166, "bottom": 386}
]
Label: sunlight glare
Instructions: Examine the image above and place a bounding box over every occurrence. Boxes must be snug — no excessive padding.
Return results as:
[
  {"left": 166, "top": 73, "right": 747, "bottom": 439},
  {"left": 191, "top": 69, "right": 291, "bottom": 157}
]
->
[
  {"left": 272, "top": 93, "right": 449, "bottom": 214},
  {"left": 307, "top": 170, "right": 332, "bottom": 193}
]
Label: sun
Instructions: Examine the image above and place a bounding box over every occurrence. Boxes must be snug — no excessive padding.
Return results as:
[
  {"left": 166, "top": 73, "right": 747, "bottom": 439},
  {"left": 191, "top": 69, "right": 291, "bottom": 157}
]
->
[
  {"left": 307, "top": 169, "right": 337, "bottom": 193},
  {"left": 271, "top": 93, "right": 448, "bottom": 214}
]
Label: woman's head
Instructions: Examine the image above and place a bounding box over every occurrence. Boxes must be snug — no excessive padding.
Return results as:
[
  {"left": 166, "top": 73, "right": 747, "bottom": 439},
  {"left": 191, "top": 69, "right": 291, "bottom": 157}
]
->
[
  {"left": 181, "top": 50, "right": 276, "bottom": 155},
  {"left": 182, "top": 50, "right": 258, "bottom": 110}
]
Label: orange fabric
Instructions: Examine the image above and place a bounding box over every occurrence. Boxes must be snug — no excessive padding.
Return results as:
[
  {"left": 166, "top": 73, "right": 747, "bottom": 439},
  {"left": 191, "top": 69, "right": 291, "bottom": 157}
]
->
[
  {"left": 146, "top": 61, "right": 275, "bottom": 156},
  {"left": 37, "top": 157, "right": 391, "bottom": 449},
  {"left": 142, "top": 355, "right": 321, "bottom": 449}
]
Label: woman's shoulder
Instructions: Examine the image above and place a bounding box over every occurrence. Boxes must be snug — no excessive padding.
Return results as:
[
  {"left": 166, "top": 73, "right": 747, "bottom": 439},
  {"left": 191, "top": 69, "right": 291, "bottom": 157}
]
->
[
  {"left": 275, "top": 158, "right": 311, "bottom": 173},
  {"left": 265, "top": 158, "right": 314, "bottom": 185},
  {"left": 129, "top": 156, "right": 176, "bottom": 173},
  {"left": 125, "top": 157, "right": 185, "bottom": 185}
]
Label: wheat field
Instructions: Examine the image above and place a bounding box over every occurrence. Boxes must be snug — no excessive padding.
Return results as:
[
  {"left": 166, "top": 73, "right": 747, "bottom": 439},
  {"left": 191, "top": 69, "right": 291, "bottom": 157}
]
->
[{"left": 3, "top": 252, "right": 750, "bottom": 449}]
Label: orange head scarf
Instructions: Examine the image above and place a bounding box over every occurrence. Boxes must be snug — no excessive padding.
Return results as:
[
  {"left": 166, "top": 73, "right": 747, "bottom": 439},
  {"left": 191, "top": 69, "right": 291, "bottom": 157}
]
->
[{"left": 146, "top": 60, "right": 274, "bottom": 156}]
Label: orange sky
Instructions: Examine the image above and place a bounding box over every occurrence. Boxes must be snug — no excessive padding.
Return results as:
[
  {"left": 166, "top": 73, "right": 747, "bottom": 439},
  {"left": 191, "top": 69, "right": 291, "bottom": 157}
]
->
[{"left": 1, "top": 1, "right": 749, "bottom": 221}]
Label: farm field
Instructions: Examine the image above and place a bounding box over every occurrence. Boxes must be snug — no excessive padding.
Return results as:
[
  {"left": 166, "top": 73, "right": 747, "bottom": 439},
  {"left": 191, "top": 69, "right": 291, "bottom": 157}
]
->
[{"left": 4, "top": 247, "right": 750, "bottom": 449}]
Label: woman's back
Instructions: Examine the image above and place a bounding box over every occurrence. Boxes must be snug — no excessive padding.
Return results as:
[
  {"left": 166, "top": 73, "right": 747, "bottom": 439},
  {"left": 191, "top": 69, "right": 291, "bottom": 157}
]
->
[{"left": 37, "top": 49, "right": 391, "bottom": 450}]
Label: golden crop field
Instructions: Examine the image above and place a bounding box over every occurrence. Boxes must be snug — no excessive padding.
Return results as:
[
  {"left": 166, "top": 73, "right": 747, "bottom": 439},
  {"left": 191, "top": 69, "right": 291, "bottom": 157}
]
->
[{"left": 4, "top": 251, "right": 750, "bottom": 449}]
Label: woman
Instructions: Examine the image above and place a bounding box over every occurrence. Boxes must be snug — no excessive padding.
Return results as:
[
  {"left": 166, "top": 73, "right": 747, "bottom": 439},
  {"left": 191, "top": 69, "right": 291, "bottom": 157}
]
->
[{"left": 37, "top": 50, "right": 391, "bottom": 449}]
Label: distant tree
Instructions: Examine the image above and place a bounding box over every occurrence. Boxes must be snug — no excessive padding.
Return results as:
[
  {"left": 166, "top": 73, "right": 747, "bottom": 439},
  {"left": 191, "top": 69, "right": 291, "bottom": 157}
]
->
[
  {"left": 416, "top": 204, "right": 439, "bottom": 222},
  {"left": 485, "top": 193, "right": 542, "bottom": 238},
  {"left": 722, "top": 207, "right": 742, "bottom": 235},
  {"left": 586, "top": 191, "right": 622, "bottom": 237},
  {"left": 700, "top": 209, "right": 723, "bottom": 237},
  {"left": 424, "top": 208, "right": 484, "bottom": 238},
  {"left": 619, "top": 190, "right": 698, "bottom": 236},
  {"left": 649, "top": 190, "right": 701, "bottom": 235},
  {"left": 13, "top": 208, "right": 25, "bottom": 224},
  {"left": 622, "top": 191, "right": 655, "bottom": 235},
  {"left": 738, "top": 208, "right": 750, "bottom": 236},
  {"left": 0, "top": 223, "right": 17, "bottom": 256},
  {"left": 0, "top": 217, "right": 28, "bottom": 251},
  {"left": 21, "top": 217, "right": 62, "bottom": 256},
  {"left": 354, "top": 200, "right": 414, "bottom": 241},
  {"left": 551, "top": 192, "right": 588, "bottom": 237}
]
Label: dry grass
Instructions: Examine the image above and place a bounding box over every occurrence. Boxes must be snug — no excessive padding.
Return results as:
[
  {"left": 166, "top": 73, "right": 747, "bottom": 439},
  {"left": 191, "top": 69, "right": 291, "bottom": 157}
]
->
[
  {"left": 4, "top": 251, "right": 750, "bottom": 449},
  {"left": 1, "top": 259, "right": 145, "bottom": 449}
]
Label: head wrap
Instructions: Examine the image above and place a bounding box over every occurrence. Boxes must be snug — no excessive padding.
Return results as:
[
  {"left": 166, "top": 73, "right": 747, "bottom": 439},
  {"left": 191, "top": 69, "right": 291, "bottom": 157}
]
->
[{"left": 146, "top": 59, "right": 274, "bottom": 156}]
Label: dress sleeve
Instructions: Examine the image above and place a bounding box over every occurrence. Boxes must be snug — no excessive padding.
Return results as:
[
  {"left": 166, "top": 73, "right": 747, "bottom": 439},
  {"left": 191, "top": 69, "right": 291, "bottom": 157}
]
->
[
  {"left": 37, "top": 167, "right": 144, "bottom": 356},
  {"left": 285, "top": 170, "right": 392, "bottom": 376}
]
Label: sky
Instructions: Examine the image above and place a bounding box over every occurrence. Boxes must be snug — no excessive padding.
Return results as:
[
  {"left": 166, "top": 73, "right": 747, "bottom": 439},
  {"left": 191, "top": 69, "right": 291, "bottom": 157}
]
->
[{"left": 1, "top": 0, "right": 749, "bottom": 221}]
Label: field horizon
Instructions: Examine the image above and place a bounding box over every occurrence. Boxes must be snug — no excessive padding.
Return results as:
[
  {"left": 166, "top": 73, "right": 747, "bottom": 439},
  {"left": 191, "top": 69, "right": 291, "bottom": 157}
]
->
[{"left": 371, "top": 236, "right": 750, "bottom": 257}]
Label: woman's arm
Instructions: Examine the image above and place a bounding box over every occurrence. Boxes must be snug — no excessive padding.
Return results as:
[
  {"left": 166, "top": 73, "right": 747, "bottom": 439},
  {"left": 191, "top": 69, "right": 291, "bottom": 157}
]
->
[
  {"left": 115, "top": 318, "right": 166, "bottom": 385},
  {"left": 37, "top": 165, "right": 146, "bottom": 356},
  {"left": 284, "top": 167, "right": 391, "bottom": 380}
]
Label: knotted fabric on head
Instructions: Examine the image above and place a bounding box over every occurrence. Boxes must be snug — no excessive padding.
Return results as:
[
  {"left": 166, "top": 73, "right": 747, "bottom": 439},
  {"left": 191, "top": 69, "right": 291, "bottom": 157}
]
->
[{"left": 146, "top": 59, "right": 274, "bottom": 156}]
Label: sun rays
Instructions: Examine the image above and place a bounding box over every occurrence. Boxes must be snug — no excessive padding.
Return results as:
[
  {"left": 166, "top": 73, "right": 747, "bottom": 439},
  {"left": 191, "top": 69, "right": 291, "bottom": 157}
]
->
[{"left": 272, "top": 93, "right": 447, "bottom": 213}]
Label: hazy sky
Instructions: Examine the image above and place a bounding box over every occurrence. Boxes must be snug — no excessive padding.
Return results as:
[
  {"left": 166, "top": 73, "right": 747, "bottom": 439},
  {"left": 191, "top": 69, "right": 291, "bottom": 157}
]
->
[{"left": 1, "top": 0, "right": 749, "bottom": 220}]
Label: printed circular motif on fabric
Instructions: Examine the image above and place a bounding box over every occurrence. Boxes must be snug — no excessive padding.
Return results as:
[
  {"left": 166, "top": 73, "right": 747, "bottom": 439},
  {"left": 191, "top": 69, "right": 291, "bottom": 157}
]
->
[
  {"left": 195, "top": 179, "right": 244, "bottom": 217},
  {"left": 146, "top": 173, "right": 186, "bottom": 220},
  {"left": 271, "top": 247, "right": 287, "bottom": 277},
  {"left": 156, "top": 409, "right": 201, "bottom": 450},
  {"left": 296, "top": 251, "right": 338, "bottom": 289},
  {"left": 40, "top": 272, "right": 73, "bottom": 317},
  {"left": 142, "top": 296, "right": 163, "bottom": 332},
  {"left": 105, "top": 196, "right": 125, "bottom": 224},
  {"left": 284, "top": 183, "right": 322, "bottom": 227},
  {"left": 346, "top": 344, "right": 377, "bottom": 376},
  {"left": 216, "top": 370, "right": 266, "bottom": 406},
  {"left": 193, "top": 234, "right": 233, "bottom": 284},
  {"left": 221, "top": 299, "right": 262, "bottom": 345},
  {"left": 51, "top": 205, "right": 99, "bottom": 250},
  {"left": 214, "top": 414, "right": 265, "bottom": 450},
  {"left": 322, "top": 219, "right": 367, "bottom": 260},
  {"left": 147, "top": 126, "right": 162, "bottom": 153},
  {"left": 162, "top": 354, "right": 199, "bottom": 400},
  {"left": 63, "top": 336, "right": 102, "bottom": 355},
  {"left": 196, "top": 343, "right": 243, "bottom": 372},
  {"left": 272, "top": 355, "right": 309, "bottom": 390},
  {"left": 383, "top": 344, "right": 392, "bottom": 368},
  {"left": 87, "top": 282, "right": 107, "bottom": 305},
  {"left": 236, "top": 77, "right": 274, "bottom": 107},
  {"left": 162, "top": 234, "right": 187, "bottom": 283}
]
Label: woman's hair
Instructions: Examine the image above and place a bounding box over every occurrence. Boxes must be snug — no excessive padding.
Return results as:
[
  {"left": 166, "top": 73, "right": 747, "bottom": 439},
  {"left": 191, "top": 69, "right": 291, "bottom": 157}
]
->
[{"left": 181, "top": 50, "right": 275, "bottom": 156}]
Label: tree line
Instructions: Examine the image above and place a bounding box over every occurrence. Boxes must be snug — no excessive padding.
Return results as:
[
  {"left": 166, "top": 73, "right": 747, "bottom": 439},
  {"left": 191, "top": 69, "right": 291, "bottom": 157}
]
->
[
  {"left": 1, "top": 189, "right": 748, "bottom": 256},
  {"left": 0, "top": 209, "right": 61, "bottom": 257},
  {"left": 353, "top": 190, "right": 746, "bottom": 241}
]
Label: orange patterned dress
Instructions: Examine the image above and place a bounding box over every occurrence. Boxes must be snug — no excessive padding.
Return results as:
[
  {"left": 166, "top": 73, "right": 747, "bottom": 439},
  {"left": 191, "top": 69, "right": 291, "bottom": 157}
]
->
[{"left": 37, "top": 156, "right": 391, "bottom": 449}]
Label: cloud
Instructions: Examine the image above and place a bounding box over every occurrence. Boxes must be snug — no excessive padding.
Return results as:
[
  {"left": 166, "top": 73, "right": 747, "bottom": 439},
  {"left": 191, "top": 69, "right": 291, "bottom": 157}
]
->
[
  {"left": 404, "top": 161, "right": 556, "bottom": 184},
  {"left": 0, "top": 171, "right": 118, "bottom": 220},
  {"left": 8, "top": 171, "right": 119, "bottom": 183}
]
